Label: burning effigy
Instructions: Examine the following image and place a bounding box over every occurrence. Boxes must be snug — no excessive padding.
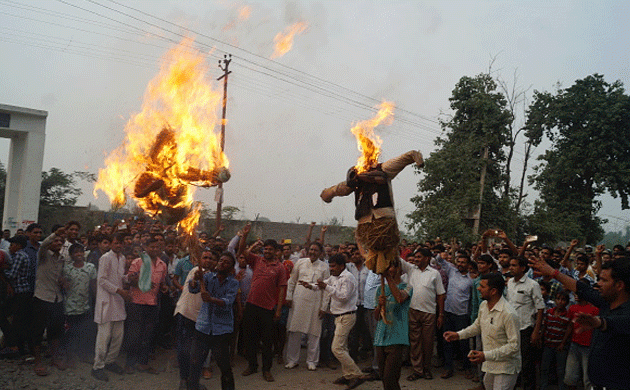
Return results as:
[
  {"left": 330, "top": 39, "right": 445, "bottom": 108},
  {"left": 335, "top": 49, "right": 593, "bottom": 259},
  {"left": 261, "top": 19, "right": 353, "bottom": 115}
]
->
[
  {"left": 94, "top": 38, "right": 230, "bottom": 234},
  {"left": 320, "top": 102, "right": 424, "bottom": 322}
]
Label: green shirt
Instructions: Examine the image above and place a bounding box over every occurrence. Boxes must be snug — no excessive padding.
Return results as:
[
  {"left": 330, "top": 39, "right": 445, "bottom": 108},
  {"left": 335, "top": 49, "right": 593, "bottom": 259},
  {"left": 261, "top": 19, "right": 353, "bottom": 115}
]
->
[
  {"left": 373, "top": 282, "right": 412, "bottom": 346},
  {"left": 62, "top": 262, "right": 96, "bottom": 315},
  {"left": 471, "top": 276, "right": 482, "bottom": 322}
]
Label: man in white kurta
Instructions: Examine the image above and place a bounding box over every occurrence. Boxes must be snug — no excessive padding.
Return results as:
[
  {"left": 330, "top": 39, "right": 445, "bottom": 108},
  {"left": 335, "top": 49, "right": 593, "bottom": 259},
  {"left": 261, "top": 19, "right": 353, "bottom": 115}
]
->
[
  {"left": 284, "top": 243, "right": 330, "bottom": 371},
  {"left": 93, "top": 236, "right": 130, "bottom": 379}
]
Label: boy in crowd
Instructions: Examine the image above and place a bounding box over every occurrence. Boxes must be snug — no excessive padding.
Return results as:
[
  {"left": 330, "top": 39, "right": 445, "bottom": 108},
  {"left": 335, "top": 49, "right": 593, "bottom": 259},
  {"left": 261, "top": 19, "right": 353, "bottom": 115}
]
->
[{"left": 540, "top": 290, "right": 572, "bottom": 390}]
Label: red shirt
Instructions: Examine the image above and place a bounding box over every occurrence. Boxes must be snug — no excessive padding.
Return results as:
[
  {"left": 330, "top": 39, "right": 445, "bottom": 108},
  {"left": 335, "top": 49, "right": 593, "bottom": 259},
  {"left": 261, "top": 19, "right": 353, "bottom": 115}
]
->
[
  {"left": 568, "top": 302, "right": 599, "bottom": 346},
  {"left": 128, "top": 257, "right": 167, "bottom": 306},
  {"left": 246, "top": 253, "right": 288, "bottom": 310},
  {"left": 543, "top": 307, "right": 572, "bottom": 348}
]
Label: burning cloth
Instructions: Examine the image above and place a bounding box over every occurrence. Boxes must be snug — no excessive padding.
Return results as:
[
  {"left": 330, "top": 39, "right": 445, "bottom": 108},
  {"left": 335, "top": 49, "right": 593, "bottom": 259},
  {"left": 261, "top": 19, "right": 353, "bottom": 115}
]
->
[{"left": 320, "top": 150, "right": 423, "bottom": 274}]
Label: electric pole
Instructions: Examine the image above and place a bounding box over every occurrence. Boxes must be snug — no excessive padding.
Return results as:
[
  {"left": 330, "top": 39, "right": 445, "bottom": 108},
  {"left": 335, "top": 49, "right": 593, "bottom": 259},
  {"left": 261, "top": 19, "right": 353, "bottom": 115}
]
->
[
  {"left": 472, "top": 146, "right": 489, "bottom": 237},
  {"left": 215, "top": 54, "right": 231, "bottom": 233}
]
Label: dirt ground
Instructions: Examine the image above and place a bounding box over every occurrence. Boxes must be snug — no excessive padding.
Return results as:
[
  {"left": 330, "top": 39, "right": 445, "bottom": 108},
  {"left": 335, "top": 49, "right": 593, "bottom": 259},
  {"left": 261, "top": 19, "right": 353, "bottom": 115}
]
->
[{"left": 0, "top": 348, "right": 476, "bottom": 390}]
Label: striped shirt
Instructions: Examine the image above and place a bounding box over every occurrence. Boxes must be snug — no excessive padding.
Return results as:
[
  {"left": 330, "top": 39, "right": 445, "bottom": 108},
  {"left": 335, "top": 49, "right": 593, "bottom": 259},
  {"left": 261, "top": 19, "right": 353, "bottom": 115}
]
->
[{"left": 543, "top": 307, "right": 571, "bottom": 348}]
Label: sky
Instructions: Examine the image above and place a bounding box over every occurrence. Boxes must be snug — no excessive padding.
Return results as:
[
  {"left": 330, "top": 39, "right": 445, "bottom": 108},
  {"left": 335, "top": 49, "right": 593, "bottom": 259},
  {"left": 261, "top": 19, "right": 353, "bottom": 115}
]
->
[{"left": 1, "top": 0, "right": 629, "bottom": 234}]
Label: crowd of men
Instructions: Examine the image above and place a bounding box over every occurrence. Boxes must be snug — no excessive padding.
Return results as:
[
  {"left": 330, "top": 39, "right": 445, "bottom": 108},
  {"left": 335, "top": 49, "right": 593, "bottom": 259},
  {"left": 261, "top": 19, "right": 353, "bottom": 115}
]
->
[{"left": 0, "top": 219, "right": 628, "bottom": 390}]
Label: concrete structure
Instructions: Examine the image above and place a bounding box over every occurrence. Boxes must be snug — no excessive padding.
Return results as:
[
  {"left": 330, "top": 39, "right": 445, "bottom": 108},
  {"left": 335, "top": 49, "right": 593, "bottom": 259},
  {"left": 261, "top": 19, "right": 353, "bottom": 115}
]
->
[{"left": 0, "top": 104, "right": 47, "bottom": 233}]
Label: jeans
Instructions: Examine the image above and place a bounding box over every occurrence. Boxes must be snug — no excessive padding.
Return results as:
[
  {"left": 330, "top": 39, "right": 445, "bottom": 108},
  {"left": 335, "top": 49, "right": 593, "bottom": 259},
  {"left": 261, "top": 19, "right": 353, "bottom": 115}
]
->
[
  {"left": 63, "top": 312, "right": 91, "bottom": 360},
  {"left": 189, "top": 330, "right": 234, "bottom": 390},
  {"left": 349, "top": 305, "right": 372, "bottom": 360},
  {"left": 444, "top": 312, "right": 470, "bottom": 370},
  {"left": 10, "top": 292, "right": 33, "bottom": 354},
  {"left": 564, "top": 342, "right": 591, "bottom": 389},
  {"left": 319, "top": 312, "right": 336, "bottom": 364},
  {"left": 540, "top": 344, "right": 568, "bottom": 390},
  {"left": 125, "top": 303, "right": 159, "bottom": 367},
  {"left": 175, "top": 314, "right": 196, "bottom": 381},
  {"left": 519, "top": 327, "right": 539, "bottom": 390},
  {"left": 242, "top": 302, "right": 274, "bottom": 372}
]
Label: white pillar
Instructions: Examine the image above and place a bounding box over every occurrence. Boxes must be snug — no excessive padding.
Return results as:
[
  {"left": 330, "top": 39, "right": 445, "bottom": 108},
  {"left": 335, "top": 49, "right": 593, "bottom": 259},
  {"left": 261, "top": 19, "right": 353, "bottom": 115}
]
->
[{"left": 0, "top": 104, "right": 47, "bottom": 234}]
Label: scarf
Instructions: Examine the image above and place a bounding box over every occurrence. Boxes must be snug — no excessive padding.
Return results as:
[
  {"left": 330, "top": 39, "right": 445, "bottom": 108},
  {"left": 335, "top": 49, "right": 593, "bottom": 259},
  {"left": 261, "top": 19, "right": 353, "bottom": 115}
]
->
[{"left": 138, "top": 252, "right": 153, "bottom": 293}]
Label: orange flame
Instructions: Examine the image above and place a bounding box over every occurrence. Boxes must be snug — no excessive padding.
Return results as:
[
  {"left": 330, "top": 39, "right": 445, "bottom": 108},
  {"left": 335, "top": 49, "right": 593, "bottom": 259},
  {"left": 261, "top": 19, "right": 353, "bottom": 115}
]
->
[
  {"left": 271, "top": 21, "right": 308, "bottom": 59},
  {"left": 94, "top": 37, "right": 229, "bottom": 235},
  {"left": 351, "top": 101, "right": 395, "bottom": 173}
]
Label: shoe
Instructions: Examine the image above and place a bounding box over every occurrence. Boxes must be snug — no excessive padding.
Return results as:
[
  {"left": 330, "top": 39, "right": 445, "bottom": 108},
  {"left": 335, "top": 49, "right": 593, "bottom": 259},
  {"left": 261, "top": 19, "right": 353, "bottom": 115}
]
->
[
  {"left": 91, "top": 368, "right": 109, "bottom": 382},
  {"left": 52, "top": 359, "right": 67, "bottom": 371},
  {"left": 0, "top": 347, "right": 19, "bottom": 358},
  {"left": 441, "top": 369, "right": 454, "bottom": 379},
  {"left": 326, "top": 360, "right": 338, "bottom": 370},
  {"left": 333, "top": 376, "right": 350, "bottom": 385},
  {"left": 284, "top": 362, "right": 298, "bottom": 369},
  {"left": 364, "top": 371, "right": 380, "bottom": 381},
  {"left": 241, "top": 367, "right": 257, "bottom": 376},
  {"left": 202, "top": 367, "right": 213, "bottom": 379},
  {"left": 407, "top": 372, "right": 424, "bottom": 381},
  {"left": 105, "top": 362, "right": 125, "bottom": 375},
  {"left": 307, "top": 362, "right": 317, "bottom": 371},
  {"left": 136, "top": 364, "right": 159, "bottom": 375},
  {"left": 262, "top": 371, "right": 274, "bottom": 382},
  {"left": 124, "top": 364, "right": 135, "bottom": 374},
  {"left": 346, "top": 377, "right": 365, "bottom": 389},
  {"left": 424, "top": 370, "right": 433, "bottom": 380}
]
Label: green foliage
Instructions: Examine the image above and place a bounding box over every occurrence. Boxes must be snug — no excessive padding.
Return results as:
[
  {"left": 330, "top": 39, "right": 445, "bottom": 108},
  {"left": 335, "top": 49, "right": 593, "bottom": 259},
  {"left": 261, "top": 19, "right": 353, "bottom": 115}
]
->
[
  {"left": 601, "top": 226, "right": 630, "bottom": 248},
  {"left": 38, "top": 168, "right": 85, "bottom": 223},
  {"left": 407, "top": 73, "right": 514, "bottom": 244},
  {"left": 40, "top": 168, "right": 82, "bottom": 207},
  {"left": 526, "top": 74, "right": 630, "bottom": 243}
]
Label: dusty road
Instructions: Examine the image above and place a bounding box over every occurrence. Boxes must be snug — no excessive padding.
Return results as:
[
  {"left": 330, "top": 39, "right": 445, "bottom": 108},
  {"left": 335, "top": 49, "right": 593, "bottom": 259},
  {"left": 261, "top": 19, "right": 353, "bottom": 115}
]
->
[{"left": 0, "top": 348, "right": 477, "bottom": 390}]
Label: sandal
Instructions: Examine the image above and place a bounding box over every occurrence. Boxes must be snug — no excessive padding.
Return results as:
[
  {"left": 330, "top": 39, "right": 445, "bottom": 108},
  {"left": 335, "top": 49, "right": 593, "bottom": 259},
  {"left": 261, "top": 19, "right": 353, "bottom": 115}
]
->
[{"left": 34, "top": 364, "right": 49, "bottom": 376}]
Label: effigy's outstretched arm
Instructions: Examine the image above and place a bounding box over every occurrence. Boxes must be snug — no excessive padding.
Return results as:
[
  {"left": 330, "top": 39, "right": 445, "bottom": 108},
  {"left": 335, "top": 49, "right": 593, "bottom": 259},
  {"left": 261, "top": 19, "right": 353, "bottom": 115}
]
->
[
  {"left": 320, "top": 181, "right": 353, "bottom": 203},
  {"left": 381, "top": 150, "right": 424, "bottom": 180}
]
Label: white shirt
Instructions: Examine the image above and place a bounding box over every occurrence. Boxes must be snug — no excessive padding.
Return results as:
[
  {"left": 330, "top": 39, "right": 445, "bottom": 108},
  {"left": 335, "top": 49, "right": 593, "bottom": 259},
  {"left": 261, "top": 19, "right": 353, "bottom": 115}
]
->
[
  {"left": 94, "top": 250, "right": 127, "bottom": 324},
  {"left": 407, "top": 264, "right": 445, "bottom": 314},
  {"left": 324, "top": 269, "right": 357, "bottom": 315},
  {"left": 458, "top": 297, "right": 521, "bottom": 375},
  {"left": 506, "top": 275, "right": 545, "bottom": 330},
  {"left": 173, "top": 266, "right": 203, "bottom": 322}
]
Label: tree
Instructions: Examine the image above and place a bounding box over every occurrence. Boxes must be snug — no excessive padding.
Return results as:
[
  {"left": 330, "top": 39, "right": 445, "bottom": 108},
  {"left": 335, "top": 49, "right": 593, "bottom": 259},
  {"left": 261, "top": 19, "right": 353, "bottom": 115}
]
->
[
  {"left": 407, "top": 73, "right": 514, "bottom": 243},
  {"left": 38, "top": 168, "right": 91, "bottom": 222},
  {"left": 525, "top": 74, "right": 630, "bottom": 243}
]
